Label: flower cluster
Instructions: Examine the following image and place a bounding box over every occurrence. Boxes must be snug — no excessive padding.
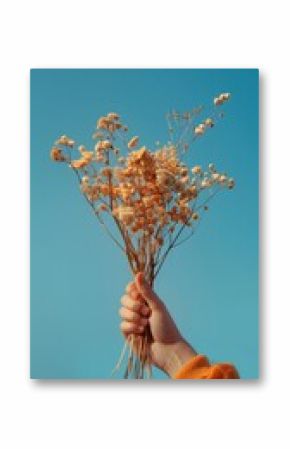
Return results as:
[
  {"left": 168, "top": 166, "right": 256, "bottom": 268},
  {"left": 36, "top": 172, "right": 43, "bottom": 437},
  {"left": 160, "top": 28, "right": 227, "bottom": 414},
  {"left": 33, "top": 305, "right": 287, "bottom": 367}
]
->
[
  {"left": 50, "top": 93, "right": 234, "bottom": 282},
  {"left": 214, "top": 92, "right": 231, "bottom": 106}
]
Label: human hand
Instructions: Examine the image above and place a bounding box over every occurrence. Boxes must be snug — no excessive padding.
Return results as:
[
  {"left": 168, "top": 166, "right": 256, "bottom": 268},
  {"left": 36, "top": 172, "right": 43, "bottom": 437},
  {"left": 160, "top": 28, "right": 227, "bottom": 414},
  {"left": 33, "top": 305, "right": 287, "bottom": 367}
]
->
[{"left": 119, "top": 272, "right": 196, "bottom": 377}]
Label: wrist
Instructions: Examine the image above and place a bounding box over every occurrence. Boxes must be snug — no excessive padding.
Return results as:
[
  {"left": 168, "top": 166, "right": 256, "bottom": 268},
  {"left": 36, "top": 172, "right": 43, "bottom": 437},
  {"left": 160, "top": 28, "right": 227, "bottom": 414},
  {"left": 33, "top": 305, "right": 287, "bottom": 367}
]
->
[{"left": 164, "top": 339, "right": 197, "bottom": 378}]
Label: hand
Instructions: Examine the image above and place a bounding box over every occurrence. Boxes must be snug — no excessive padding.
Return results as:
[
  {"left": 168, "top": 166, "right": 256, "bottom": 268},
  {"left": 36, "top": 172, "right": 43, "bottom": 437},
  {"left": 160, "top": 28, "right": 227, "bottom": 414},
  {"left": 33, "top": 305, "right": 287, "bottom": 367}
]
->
[{"left": 119, "top": 272, "right": 197, "bottom": 378}]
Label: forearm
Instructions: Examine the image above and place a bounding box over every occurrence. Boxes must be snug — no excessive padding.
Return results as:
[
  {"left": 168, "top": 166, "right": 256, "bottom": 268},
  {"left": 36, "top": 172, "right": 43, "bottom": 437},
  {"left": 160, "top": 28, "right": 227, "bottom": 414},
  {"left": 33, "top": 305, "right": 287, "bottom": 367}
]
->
[{"left": 163, "top": 340, "right": 197, "bottom": 378}]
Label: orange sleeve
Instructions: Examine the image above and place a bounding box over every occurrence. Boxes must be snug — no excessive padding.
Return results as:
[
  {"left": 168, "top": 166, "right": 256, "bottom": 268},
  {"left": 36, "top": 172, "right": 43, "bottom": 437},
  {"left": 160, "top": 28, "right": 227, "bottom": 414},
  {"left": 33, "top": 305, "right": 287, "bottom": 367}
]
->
[{"left": 173, "top": 354, "right": 239, "bottom": 379}]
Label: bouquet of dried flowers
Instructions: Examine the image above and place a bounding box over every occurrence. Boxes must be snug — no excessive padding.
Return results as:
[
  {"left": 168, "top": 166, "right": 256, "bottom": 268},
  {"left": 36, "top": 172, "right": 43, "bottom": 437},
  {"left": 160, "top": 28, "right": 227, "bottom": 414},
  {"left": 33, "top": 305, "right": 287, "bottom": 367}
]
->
[{"left": 50, "top": 92, "right": 234, "bottom": 378}]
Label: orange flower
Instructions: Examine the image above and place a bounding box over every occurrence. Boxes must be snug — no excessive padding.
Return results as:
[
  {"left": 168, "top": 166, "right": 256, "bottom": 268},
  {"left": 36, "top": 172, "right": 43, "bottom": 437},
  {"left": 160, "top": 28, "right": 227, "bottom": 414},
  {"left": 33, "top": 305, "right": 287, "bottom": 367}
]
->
[
  {"left": 70, "top": 159, "right": 89, "bottom": 169},
  {"left": 101, "top": 167, "right": 112, "bottom": 177},
  {"left": 115, "top": 206, "right": 134, "bottom": 225},
  {"left": 100, "top": 184, "right": 110, "bottom": 196},
  {"left": 194, "top": 124, "right": 206, "bottom": 136},
  {"left": 107, "top": 112, "right": 120, "bottom": 121},
  {"left": 99, "top": 204, "right": 108, "bottom": 212},
  {"left": 192, "top": 165, "right": 202, "bottom": 175},
  {"left": 96, "top": 140, "right": 112, "bottom": 151},
  {"left": 82, "top": 151, "right": 94, "bottom": 162},
  {"left": 97, "top": 116, "right": 110, "bottom": 129},
  {"left": 56, "top": 135, "right": 75, "bottom": 147},
  {"left": 128, "top": 136, "right": 139, "bottom": 149},
  {"left": 50, "top": 147, "right": 66, "bottom": 162}
]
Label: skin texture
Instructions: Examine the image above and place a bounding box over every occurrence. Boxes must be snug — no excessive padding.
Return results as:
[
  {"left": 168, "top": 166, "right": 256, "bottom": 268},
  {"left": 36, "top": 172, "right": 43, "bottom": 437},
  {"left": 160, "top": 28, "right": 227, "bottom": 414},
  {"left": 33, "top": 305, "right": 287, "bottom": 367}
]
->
[{"left": 119, "top": 272, "right": 196, "bottom": 378}]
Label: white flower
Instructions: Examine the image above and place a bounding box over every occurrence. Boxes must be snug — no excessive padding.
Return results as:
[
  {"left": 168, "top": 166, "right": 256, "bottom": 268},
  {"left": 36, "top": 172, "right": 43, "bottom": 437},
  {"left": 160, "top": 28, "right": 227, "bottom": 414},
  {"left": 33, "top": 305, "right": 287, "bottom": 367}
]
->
[
  {"left": 79, "top": 145, "right": 86, "bottom": 154},
  {"left": 194, "top": 124, "right": 206, "bottom": 135},
  {"left": 204, "top": 118, "right": 214, "bottom": 128},
  {"left": 201, "top": 178, "right": 212, "bottom": 188},
  {"left": 212, "top": 173, "right": 220, "bottom": 182},
  {"left": 219, "top": 175, "right": 227, "bottom": 184}
]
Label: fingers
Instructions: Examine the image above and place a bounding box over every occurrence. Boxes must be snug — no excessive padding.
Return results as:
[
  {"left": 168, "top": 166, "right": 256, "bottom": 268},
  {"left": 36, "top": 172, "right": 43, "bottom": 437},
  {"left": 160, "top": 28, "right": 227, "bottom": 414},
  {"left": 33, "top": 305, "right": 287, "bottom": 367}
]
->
[
  {"left": 120, "top": 288, "right": 151, "bottom": 335},
  {"left": 120, "top": 294, "right": 150, "bottom": 315},
  {"left": 135, "top": 272, "right": 162, "bottom": 310},
  {"left": 120, "top": 321, "right": 145, "bottom": 334},
  {"left": 120, "top": 279, "right": 154, "bottom": 336},
  {"left": 125, "top": 282, "right": 142, "bottom": 301},
  {"left": 125, "top": 281, "right": 138, "bottom": 296},
  {"left": 119, "top": 307, "right": 148, "bottom": 326}
]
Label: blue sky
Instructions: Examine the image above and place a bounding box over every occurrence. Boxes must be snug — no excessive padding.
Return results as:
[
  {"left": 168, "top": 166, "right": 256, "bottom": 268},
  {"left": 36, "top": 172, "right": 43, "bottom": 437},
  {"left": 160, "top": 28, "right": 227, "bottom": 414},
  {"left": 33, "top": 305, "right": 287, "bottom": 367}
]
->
[{"left": 30, "top": 69, "right": 259, "bottom": 379}]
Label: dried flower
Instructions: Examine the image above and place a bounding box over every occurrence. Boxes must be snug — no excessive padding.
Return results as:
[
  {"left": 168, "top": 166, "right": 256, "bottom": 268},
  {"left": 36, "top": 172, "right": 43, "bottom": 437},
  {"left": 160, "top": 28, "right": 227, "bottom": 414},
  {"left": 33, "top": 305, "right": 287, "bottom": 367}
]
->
[
  {"left": 107, "top": 112, "right": 120, "bottom": 121},
  {"left": 194, "top": 124, "right": 206, "bottom": 135},
  {"left": 50, "top": 147, "right": 66, "bottom": 162},
  {"left": 192, "top": 165, "right": 202, "bottom": 175},
  {"left": 211, "top": 173, "right": 221, "bottom": 183},
  {"left": 214, "top": 92, "right": 231, "bottom": 106},
  {"left": 82, "top": 151, "right": 94, "bottom": 162},
  {"left": 70, "top": 159, "right": 89, "bottom": 169},
  {"left": 56, "top": 135, "right": 75, "bottom": 147},
  {"left": 204, "top": 118, "right": 214, "bottom": 128},
  {"left": 128, "top": 136, "right": 139, "bottom": 149},
  {"left": 79, "top": 145, "right": 86, "bottom": 154},
  {"left": 97, "top": 116, "right": 110, "bottom": 129},
  {"left": 115, "top": 206, "right": 134, "bottom": 225}
]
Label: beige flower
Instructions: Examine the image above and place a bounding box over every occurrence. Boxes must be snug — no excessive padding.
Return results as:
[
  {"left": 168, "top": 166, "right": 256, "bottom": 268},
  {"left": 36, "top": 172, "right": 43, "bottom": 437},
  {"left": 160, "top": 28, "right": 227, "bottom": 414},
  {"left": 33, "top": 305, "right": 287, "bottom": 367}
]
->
[
  {"left": 128, "top": 136, "right": 139, "bottom": 149},
  {"left": 194, "top": 124, "right": 206, "bottom": 135},
  {"left": 107, "top": 112, "right": 120, "bottom": 121},
  {"left": 214, "top": 92, "right": 231, "bottom": 106},
  {"left": 70, "top": 159, "right": 89, "bottom": 169},
  {"left": 97, "top": 116, "right": 110, "bottom": 129},
  {"left": 204, "top": 118, "right": 214, "bottom": 128},
  {"left": 192, "top": 165, "right": 202, "bottom": 175},
  {"left": 115, "top": 206, "right": 134, "bottom": 225},
  {"left": 82, "top": 151, "right": 94, "bottom": 162}
]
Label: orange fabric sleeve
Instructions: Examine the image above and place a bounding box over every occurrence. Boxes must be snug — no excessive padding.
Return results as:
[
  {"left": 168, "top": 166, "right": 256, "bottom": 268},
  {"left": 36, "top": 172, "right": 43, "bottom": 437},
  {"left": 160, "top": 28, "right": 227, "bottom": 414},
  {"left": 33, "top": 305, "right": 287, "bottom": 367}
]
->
[{"left": 173, "top": 354, "right": 239, "bottom": 379}]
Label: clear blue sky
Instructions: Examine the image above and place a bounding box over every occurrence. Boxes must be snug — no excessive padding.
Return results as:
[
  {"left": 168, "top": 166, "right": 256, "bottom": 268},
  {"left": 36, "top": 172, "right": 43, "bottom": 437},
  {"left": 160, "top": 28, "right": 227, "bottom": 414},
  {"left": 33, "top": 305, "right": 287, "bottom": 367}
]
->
[{"left": 30, "top": 69, "right": 259, "bottom": 379}]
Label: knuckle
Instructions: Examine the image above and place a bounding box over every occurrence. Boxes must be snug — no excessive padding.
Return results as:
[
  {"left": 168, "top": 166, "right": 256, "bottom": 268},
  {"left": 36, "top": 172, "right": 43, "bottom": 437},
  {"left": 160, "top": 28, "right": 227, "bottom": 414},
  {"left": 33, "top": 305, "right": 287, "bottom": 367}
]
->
[
  {"left": 130, "top": 290, "right": 138, "bottom": 300},
  {"left": 131, "top": 311, "right": 139, "bottom": 321},
  {"left": 132, "top": 301, "right": 141, "bottom": 311},
  {"left": 126, "top": 282, "right": 135, "bottom": 293},
  {"left": 120, "top": 294, "right": 128, "bottom": 305}
]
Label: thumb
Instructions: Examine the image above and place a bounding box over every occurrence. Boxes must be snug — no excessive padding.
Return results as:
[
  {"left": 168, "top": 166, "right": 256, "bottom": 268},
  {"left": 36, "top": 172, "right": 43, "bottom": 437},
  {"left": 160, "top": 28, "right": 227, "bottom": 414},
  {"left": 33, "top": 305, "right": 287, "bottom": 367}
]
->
[{"left": 135, "top": 272, "right": 162, "bottom": 310}]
